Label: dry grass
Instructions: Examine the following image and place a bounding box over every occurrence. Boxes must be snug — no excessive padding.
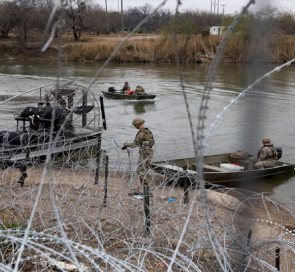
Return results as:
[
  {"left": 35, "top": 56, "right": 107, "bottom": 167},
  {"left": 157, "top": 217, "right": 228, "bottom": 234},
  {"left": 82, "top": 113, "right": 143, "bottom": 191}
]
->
[
  {"left": 66, "top": 33, "right": 295, "bottom": 63},
  {"left": 66, "top": 34, "right": 221, "bottom": 63},
  {"left": 267, "top": 35, "right": 295, "bottom": 62},
  {"left": 1, "top": 166, "right": 295, "bottom": 271},
  {"left": 2, "top": 33, "right": 295, "bottom": 63}
]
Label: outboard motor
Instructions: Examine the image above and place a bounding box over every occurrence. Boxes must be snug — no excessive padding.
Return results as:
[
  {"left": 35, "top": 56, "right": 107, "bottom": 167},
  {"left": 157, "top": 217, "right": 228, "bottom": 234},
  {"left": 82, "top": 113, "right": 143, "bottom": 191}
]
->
[
  {"left": 108, "top": 87, "right": 116, "bottom": 93},
  {"left": 276, "top": 147, "right": 282, "bottom": 160}
]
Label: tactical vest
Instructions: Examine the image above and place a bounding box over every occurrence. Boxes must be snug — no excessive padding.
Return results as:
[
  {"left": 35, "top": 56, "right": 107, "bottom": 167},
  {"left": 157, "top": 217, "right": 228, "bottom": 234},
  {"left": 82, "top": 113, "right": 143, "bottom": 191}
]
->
[
  {"left": 258, "top": 144, "right": 277, "bottom": 160},
  {"left": 135, "top": 128, "right": 154, "bottom": 150}
]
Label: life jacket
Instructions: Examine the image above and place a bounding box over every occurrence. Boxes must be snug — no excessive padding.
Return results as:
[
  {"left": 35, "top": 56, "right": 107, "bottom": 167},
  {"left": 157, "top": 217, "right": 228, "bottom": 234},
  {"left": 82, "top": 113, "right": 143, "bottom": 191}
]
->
[{"left": 126, "top": 90, "right": 134, "bottom": 95}]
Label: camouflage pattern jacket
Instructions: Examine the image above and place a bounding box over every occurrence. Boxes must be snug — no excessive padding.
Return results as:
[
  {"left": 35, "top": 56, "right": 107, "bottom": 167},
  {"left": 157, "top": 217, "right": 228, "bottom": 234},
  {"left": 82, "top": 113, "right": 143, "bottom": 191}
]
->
[
  {"left": 134, "top": 86, "right": 146, "bottom": 95},
  {"left": 257, "top": 144, "right": 277, "bottom": 162},
  {"left": 125, "top": 128, "right": 154, "bottom": 152}
]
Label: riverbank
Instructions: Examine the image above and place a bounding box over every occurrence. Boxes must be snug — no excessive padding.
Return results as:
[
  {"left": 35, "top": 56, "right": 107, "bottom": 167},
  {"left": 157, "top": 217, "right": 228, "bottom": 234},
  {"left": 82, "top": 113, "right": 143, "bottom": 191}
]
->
[
  {"left": 1, "top": 33, "right": 295, "bottom": 63},
  {"left": 1, "top": 166, "right": 295, "bottom": 270}
]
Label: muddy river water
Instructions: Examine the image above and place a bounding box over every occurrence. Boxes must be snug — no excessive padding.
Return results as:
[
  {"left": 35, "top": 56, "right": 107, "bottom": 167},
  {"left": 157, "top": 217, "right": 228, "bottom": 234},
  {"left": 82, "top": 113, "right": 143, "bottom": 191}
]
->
[{"left": 1, "top": 60, "right": 295, "bottom": 209}]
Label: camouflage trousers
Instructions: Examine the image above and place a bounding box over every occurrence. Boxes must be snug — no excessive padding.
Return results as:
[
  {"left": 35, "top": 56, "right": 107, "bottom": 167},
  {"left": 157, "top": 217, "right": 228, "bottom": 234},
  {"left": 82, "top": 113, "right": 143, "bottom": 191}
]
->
[
  {"left": 255, "top": 160, "right": 276, "bottom": 169},
  {"left": 249, "top": 156, "right": 276, "bottom": 169},
  {"left": 137, "top": 150, "right": 153, "bottom": 186}
]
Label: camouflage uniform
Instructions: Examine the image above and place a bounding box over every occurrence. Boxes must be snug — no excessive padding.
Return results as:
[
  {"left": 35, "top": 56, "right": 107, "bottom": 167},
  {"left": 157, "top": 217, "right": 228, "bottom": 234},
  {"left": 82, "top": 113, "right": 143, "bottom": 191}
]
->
[
  {"left": 254, "top": 144, "right": 277, "bottom": 169},
  {"left": 134, "top": 85, "right": 146, "bottom": 95},
  {"left": 124, "top": 127, "right": 154, "bottom": 185}
]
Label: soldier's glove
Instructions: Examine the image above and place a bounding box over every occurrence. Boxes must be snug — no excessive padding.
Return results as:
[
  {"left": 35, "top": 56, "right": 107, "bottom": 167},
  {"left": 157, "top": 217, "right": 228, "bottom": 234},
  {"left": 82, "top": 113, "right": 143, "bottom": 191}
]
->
[{"left": 121, "top": 145, "right": 127, "bottom": 150}]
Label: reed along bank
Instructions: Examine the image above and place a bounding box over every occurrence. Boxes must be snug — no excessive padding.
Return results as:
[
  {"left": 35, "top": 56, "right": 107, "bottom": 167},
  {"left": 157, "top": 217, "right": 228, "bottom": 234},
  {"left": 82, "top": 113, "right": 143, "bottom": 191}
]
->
[{"left": 2, "top": 33, "right": 295, "bottom": 63}]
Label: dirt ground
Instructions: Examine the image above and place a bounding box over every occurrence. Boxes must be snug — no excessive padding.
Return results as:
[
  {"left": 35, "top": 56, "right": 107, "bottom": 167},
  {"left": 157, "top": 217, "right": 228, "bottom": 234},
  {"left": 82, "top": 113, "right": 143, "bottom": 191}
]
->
[{"left": 1, "top": 165, "right": 295, "bottom": 271}]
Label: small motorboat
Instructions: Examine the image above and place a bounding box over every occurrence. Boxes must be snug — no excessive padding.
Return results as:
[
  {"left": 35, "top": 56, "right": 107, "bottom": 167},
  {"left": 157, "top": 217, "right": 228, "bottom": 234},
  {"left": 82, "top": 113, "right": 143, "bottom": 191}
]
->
[
  {"left": 151, "top": 153, "right": 295, "bottom": 184},
  {"left": 102, "top": 88, "right": 156, "bottom": 100}
]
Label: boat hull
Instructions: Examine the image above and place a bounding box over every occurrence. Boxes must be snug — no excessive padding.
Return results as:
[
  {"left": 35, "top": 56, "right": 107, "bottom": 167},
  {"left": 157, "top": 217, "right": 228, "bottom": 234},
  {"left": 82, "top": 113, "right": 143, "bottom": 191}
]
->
[
  {"left": 151, "top": 153, "right": 295, "bottom": 184},
  {"left": 102, "top": 91, "right": 156, "bottom": 100},
  {"left": 0, "top": 130, "right": 103, "bottom": 163}
]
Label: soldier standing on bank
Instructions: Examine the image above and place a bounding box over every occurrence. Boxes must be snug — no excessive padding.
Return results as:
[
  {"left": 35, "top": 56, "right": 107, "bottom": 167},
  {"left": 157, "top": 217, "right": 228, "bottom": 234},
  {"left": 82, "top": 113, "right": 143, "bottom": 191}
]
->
[{"left": 122, "top": 118, "right": 154, "bottom": 186}]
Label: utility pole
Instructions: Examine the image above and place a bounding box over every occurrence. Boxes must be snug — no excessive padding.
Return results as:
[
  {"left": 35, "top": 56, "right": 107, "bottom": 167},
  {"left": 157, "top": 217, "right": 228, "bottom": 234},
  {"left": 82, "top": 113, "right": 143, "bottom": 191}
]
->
[
  {"left": 211, "top": 0, "right": 212, "bottom": 14},
  {"left": 221, "top": 4, "right": 226, "bottom": 26},
  {"left": 105, "top": 0, "right": 108, "bottom": 31},
  {"left": 213, "top": 0, "right": 216, "bottom": 14},
  {"left": 217, "top": 0, "right": 219, "bottom": 14},
  {"left": 121, "top": 0, "right": 124, "bottom": 34}
]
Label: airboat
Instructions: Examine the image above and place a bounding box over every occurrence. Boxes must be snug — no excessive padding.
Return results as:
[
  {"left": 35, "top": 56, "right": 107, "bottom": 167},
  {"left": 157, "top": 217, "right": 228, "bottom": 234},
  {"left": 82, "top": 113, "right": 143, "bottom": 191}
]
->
[{"left": 0, "top": 82, "right": 106, "bottom": 166}]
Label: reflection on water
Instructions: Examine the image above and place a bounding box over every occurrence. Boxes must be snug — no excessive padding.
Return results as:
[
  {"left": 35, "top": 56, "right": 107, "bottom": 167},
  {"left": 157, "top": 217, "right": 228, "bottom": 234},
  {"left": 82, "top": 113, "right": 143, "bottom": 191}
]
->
[
  {"left": 130, "top": 101, "right": 156, "bottom": 114},
  {"left": 234, "top": 170, "right": 295, "bottom": 193}
]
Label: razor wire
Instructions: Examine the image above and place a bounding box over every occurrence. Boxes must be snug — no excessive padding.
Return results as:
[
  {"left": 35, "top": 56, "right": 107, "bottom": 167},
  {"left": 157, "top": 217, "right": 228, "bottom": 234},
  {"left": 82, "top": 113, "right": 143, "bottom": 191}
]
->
[{"left": 1, "top": 0, "right": 295, "bottom": 271}]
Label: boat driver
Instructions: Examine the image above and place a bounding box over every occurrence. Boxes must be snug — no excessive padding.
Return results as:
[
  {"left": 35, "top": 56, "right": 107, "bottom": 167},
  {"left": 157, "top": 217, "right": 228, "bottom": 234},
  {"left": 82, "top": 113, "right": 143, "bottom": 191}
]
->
[
  {"left": 122, "top": 82, "right": 130, "bottom": 94},
  {"left": 249, "top": 137, "right": 277, "bottom": 169}
]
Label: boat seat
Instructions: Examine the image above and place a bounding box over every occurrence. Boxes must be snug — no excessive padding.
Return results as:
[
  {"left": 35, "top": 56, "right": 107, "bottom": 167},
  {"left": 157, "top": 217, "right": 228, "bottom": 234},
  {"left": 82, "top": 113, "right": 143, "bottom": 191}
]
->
[
  {"left": 203, "top": 164, "right": 230, "bottom": 172},
  {"left": 15, "top": 116, "right": 31, "bottom": 122}
]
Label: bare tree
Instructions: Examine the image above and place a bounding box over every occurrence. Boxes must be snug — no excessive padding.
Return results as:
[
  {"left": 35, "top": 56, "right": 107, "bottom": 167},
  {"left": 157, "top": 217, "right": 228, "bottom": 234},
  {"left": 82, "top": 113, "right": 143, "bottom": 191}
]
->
[
  {"left": 13, "top": 0, "right": 40, "bottom": 47},
  {"left": 84, "top": 4, "right": 105, "bottom": 35},
  {"left": 275, "top": 11, "right": 295, "bottom": 34},
  {"left": 63, "top": 0, "right": 92, "bottom": 41},
  {"left": 0, "top": 1, "right": 20, "bottom": 37}
]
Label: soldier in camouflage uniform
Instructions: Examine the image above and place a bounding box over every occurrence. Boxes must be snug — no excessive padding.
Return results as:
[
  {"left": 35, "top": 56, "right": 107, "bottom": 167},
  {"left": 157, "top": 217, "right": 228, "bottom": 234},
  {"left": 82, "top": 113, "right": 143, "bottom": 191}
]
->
[
  {"left": 134, "top": 85, "right": 146, "bottom": 95},
  {"left": 122, "top": 118, "right": 154, "bottom": 185},
  {"left": 249, "top": 137, "right": 277, "bottom": 169}
]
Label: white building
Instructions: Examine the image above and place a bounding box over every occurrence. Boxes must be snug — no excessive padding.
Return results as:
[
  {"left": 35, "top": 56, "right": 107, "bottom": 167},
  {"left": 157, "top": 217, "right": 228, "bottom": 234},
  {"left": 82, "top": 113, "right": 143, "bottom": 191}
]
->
[{"left": 209, "top": 26, "right": 225, "bottom": 35}]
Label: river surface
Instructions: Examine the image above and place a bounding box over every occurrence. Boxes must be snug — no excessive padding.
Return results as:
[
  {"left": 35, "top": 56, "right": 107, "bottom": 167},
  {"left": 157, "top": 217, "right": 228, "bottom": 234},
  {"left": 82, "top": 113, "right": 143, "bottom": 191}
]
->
[{"left": 1, "top": 60, "right": 295, "bottom": 209}]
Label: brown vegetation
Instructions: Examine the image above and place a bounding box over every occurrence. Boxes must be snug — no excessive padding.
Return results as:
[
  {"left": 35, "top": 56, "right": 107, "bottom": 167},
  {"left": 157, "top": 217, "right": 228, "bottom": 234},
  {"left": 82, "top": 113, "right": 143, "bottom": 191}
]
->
[
  {"left": 1, "top": 33, "right": 295, "bottom": 64},
  {"left": 66, "top": 33, "right": 295, "bottom": 63}
]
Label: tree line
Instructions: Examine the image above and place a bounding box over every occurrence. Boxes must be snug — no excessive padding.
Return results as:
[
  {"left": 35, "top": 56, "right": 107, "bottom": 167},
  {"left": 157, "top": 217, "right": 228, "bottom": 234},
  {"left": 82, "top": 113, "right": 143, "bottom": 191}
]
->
[{"left": 0, "top": 0, "right": 295, "bottom": 47}]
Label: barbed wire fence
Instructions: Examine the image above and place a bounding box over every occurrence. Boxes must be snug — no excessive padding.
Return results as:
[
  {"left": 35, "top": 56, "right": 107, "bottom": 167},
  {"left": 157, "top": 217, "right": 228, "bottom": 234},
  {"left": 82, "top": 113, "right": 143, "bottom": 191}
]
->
[{"left": 0, "top": 0, "right": 295, "bottom": 271}]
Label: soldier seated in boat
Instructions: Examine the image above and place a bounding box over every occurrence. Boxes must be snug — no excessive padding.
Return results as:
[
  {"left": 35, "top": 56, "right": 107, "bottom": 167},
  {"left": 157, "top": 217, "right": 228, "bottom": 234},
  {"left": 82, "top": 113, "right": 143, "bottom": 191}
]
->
[
  {"left": 249, "top": 137, "right": 278, "bottom": 169},
  {"left": 121, "top": 82, "right": 131, "bottom": 94},
  {"left": 134, "top": 85, "right": 146, "bottom": 95}
]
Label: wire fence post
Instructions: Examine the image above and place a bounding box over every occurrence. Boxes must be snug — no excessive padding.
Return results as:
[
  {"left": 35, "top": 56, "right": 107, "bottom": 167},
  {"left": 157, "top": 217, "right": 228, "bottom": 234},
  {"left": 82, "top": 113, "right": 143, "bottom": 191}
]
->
[
  {"left": 143, "top": 185, "right": 150, "bottom": 235},
  {"left": 94, "top": 134, "right": 102, "bottom": 184},
  {"left": 183, "top": 177, "right": 189, "bottom": 204},
  {"left": 239, "top": 229, "right": 252, "bottom": 272},
  {"left": 103, "top": 153, "right": 109, "bottom": 207},
  {"left": 275, "top": 247, "right": 280, "bottom": 271}
]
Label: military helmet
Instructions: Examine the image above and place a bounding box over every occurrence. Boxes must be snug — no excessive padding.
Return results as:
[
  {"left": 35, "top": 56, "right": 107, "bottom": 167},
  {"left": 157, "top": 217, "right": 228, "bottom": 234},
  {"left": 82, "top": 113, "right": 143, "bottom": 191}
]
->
[
  {"left": 262, "top": 137, "right": 271, "bottom": 144},
  {"left": 132, "top": 117, "right": 145, "bottom": 127}
]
